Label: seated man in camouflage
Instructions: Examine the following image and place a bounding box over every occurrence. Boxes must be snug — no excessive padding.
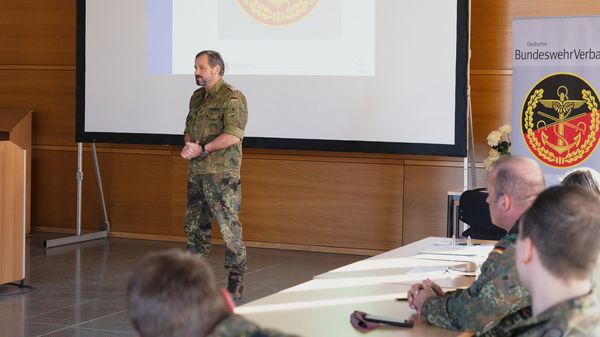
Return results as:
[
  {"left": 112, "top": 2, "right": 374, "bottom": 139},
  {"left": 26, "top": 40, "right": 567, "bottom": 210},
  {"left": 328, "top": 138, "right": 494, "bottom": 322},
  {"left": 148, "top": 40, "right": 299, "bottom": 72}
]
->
[
  {"left": 128, "top": 249, "right": 295, "bottom": 337},
  {"left": 488, "top": 185, "right": 600, "bottom": 336},
  {"left": 480, "top": 168, "right": 600, "bottom": 337},
  {"left": 407, "top": 156, "right": 545, "bottom": 331}
]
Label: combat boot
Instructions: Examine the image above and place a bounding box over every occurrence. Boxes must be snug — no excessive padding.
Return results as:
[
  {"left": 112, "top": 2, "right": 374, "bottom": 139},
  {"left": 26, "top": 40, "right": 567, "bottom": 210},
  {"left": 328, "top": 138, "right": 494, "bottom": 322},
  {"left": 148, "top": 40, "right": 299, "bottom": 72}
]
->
[{"left": 227, "top": 272, "right": 244, "bottom": 300}]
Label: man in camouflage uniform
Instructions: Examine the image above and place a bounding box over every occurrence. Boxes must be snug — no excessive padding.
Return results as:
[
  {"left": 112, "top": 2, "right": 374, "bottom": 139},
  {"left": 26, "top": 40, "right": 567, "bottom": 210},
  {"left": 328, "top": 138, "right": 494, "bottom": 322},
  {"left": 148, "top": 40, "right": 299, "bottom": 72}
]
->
[
  {"left": 181, "top": 50, "right": 247, "bottom": 300},
  {"left": 480, "top": 168, "right": 600, "bottom": 337},
  {"left": 128, "top": 249, "right": 296, "bottom": 337},
  {"left": 482, "top": 186, "right": 600, "bottom": 337},
  {"left": 407, "top": 156, "right": 545, "bottom": 332}
]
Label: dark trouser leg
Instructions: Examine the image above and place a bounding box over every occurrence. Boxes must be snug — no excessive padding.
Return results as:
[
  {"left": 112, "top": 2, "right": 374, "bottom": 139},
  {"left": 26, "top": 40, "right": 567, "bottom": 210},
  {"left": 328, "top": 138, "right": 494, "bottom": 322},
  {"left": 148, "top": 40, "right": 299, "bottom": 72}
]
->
[
  {"left": 204, "top": 170, "right": 247, "bottom": 274},
  {"left": 184, "top": 174, "right": 213, "bottom": 257}
]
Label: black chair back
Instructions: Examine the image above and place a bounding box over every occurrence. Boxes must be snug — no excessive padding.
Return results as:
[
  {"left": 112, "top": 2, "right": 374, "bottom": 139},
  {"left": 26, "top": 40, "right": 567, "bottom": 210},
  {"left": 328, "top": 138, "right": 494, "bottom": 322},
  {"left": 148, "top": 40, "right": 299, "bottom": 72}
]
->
[{"left": 458, "top": 188, "right": 506, "bottom": 240}]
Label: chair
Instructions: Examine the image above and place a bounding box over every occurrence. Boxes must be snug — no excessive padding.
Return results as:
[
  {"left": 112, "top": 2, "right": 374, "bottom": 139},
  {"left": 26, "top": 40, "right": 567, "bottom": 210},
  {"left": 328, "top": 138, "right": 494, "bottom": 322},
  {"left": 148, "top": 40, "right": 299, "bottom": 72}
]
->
[{"left": 458, "top": 188, "right": 506, "bottom": 240}]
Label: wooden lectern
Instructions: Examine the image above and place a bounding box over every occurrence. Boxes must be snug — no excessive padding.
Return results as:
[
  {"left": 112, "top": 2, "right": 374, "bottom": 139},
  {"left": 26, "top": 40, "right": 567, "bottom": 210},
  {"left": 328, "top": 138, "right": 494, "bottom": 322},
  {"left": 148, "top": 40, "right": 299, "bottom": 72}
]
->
[{"left": 0, "top": 109, "right": 31, "bottom": 285}]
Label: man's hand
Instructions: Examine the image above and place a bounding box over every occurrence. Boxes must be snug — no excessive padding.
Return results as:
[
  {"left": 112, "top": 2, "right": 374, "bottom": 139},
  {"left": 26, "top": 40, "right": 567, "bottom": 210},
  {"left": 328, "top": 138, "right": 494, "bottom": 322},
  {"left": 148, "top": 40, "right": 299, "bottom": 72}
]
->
[
  {"left": 408, "top": 279, "right": 444, "bottom": 314},
  {"left": 407, "top": 282, "right": 424, "bottom": 310},
  {"left": 423, "top": 279, "right": 446, "bottom": 296},
  {"left": 181, "top": 140, "right": 202, "bottom": 160},
  {"left": 412, "top": 285, "right": 437, "bottom": 315}
]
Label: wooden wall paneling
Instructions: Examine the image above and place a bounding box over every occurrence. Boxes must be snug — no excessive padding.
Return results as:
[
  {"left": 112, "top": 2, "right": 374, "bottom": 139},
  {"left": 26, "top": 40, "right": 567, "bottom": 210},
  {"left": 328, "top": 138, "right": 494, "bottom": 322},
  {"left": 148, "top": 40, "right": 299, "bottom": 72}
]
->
[
  {"left": 170, "top": 154, "right": 190, "bottom": 237},
  {"left": 402, "top": 162, "right": 463, "bottom": 245},
  {"left": 31, "top": 149, "right": 77, "bottom": 230},
  {"left": 0, "top": 0, "right": 75, "bottom": 65},
  {"left": 88, "top": 150, "right": 173, "bottom": 235},
  {"left": 32, "top": 148, "right": 104, "bottom": 232},
  {"left": 240, "top": 155, "right": 404, "bottom": 251},
  {"left": 403, "top": 163, "right": 489, "bottom": 245},
  {"left": 32, "top": 148, "right": 173, "bottom": 236},
  {"left": 470, "top": 74, "right": 513, "bottom": 161},
  {"left": 0, "top": 70, "right": 75, "bottom": 145},
  {"left": 470, "top": 0, "right": 511, "bottom": 71}
]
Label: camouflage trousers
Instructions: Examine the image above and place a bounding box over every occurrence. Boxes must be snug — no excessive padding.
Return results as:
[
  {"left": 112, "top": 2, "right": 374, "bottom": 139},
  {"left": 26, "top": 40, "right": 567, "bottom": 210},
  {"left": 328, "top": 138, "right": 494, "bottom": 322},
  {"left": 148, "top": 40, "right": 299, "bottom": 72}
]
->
[{"left": 184, "top": 170, "right": 247, "bottom": 274}]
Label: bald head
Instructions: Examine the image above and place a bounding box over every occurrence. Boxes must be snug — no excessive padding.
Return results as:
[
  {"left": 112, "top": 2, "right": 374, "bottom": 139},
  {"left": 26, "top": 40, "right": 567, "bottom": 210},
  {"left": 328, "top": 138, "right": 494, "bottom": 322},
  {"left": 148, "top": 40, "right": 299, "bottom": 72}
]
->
[
  {"left": 486, "top": 156, "right": 545, "bottom": 230},
  {"left": 489, "top": 156, "right": 545, "bottom": 209}
]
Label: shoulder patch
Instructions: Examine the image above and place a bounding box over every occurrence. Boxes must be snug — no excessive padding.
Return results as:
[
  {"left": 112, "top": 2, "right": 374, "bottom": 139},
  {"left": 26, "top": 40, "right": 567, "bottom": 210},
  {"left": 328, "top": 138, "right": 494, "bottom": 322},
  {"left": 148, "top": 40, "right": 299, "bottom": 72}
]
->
[{"left": 493, "top": 246, "right": 506, "bottom": 255}]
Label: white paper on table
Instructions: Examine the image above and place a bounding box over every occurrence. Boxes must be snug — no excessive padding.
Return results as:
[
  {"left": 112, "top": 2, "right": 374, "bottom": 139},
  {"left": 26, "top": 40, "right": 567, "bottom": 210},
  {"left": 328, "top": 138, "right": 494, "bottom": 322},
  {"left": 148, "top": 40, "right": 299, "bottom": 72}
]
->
[
  {"left": 417, "top": 244, "right": 494, "bottom": 257},
  {"left": 412, "top": 253, "right": 486, "bottom": 263}
]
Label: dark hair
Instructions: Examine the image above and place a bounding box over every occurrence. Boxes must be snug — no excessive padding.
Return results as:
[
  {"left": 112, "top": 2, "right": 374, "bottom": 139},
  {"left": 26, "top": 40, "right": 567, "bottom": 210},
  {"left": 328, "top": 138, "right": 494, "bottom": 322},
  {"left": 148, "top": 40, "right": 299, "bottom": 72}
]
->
[
  {"left": 561, "top": 168, "right": 600, "bottom": 197},
  {"left": 196, "top": 50, "right": 225, "bottom": 76},
  {"left": 490, "top": 156, "right": 545, "bottom": 208},
  {"left": 127, "top": 249, "right": 229, "bottom": 337},
  {"left": 520, "top": 185, "right": 600, "bottom": 279}
]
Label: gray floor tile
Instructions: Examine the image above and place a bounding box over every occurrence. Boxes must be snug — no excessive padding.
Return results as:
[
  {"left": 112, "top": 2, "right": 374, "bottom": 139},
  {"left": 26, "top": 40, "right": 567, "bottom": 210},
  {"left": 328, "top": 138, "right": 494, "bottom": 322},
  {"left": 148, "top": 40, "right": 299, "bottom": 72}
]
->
[
  {"left": 39, "top": 327, "right": 136, "bottom": 337},
  {"left": 0, "top": 321, "right": 63, "bottom": 337},
  {"left": 77, "top": 311, "right": 134, "bottom": 334},
  {"left": 0, "top": 232, "right": 363, "bottom": 337}
]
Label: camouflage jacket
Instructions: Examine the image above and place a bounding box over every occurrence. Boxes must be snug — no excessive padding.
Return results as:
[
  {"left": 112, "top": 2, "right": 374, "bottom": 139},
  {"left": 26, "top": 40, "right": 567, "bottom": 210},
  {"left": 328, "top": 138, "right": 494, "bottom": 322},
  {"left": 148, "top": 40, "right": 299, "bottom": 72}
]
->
[
  {"left": 207, "top": 314, "right": 297, "bottom": 337},
  {"left": 185, "top": 78, "right": 248, "bottom": 175},
  {"left": 506, "top": 291, "right": 600, "bottom": 337},
  {"left": 477, "top": 307, "right": 532, "bottom": 337},
  {"left": 478, "top": 265, "right": 600, "bottom": 337},
  {"left": 421, "top": 224, "right": 531, "bottom": 331}
]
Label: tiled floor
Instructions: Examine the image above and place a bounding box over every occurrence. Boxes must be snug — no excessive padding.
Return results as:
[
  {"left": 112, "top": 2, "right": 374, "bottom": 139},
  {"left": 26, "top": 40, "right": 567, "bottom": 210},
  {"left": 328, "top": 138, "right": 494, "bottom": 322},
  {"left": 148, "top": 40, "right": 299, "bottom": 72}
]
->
[{"left": 0, "top": 232, "right": 363, "bottom": 337}]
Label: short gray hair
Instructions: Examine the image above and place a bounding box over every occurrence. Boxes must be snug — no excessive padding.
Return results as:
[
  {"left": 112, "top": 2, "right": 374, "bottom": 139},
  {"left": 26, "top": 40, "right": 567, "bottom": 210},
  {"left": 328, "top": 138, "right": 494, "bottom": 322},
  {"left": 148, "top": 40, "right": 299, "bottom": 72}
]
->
[
  {"left": 490, "top": 156, "right": 545, "bottom": 209},
  {"left": 196, "top": 50, "right": 225, "bottom": 76}
]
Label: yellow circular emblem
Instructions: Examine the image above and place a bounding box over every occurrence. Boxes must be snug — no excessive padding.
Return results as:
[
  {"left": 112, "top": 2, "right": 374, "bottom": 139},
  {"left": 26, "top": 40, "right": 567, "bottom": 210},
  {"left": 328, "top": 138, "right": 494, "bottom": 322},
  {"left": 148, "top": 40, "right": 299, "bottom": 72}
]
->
[
  {"left": 237, "top": 0, "right": 319, "bottom": 26},
  {"left": 520, "top": 73, "right": 600, "bottom": 168}
]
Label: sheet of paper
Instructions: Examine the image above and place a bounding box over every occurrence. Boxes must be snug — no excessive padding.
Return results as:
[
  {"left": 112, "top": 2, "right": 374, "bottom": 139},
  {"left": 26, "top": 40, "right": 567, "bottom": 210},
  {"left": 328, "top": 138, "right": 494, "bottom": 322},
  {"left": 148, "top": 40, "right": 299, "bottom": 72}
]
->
[{"left": 417, "top": 244, "right": 494, "bottom": 257}]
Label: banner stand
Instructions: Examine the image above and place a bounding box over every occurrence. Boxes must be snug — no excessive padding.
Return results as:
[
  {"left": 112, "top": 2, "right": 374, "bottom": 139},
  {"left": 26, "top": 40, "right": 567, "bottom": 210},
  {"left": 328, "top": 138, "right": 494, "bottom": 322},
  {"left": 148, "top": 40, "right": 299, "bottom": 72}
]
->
[{"left": 45, "top": 143, "right": 111, "bottom": 248}]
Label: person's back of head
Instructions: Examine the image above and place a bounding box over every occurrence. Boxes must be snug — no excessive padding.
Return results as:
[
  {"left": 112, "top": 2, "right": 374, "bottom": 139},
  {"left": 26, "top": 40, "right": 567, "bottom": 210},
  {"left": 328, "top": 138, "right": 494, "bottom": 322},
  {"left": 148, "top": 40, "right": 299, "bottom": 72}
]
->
[
  {"left": 486, "top": 156, "right": 545, "bottom": 230},
  {"left": 519, "top": 185, "right": 600, "bottom": 282},
  {"left": 490, "top": 156, "right": 545, "bottom": 209},
  {"left": 128, "top": 249, "right": 230, "bottom": 337},
  {"left": 561, "top": 167, "right": 600, "bottom": 197}
]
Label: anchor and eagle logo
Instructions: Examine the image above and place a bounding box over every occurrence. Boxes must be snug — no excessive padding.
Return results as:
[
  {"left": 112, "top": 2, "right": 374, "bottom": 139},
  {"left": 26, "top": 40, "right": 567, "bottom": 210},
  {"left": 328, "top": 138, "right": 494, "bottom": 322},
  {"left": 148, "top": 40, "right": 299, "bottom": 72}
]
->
[
  {"left": 521, "top": 73, "right": 600, "bottom": 168},
  {"left": 236, "top": 0, "right": 319, "bottom": 26}
]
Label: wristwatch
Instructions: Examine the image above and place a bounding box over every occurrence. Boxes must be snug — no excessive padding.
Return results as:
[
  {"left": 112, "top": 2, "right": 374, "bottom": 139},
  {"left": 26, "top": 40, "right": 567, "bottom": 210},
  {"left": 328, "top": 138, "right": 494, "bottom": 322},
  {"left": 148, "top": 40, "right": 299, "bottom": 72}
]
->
[{"left": 198, "top": 145, "right": 209, "bottom": 160}]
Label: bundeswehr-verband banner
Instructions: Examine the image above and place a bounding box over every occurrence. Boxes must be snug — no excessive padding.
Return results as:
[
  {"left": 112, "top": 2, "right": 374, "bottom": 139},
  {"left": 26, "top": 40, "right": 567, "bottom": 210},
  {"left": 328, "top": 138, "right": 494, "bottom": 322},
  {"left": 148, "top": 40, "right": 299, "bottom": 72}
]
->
[{"left": 512, "top": 16, "right": 600, "bottom": 184}]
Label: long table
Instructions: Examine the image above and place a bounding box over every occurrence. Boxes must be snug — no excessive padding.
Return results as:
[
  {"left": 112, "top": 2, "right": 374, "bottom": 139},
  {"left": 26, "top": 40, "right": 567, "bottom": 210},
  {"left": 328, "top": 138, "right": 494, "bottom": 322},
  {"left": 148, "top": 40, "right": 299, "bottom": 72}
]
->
[{"left": 236, "top": 237, "right": 495, "bottom": 337}]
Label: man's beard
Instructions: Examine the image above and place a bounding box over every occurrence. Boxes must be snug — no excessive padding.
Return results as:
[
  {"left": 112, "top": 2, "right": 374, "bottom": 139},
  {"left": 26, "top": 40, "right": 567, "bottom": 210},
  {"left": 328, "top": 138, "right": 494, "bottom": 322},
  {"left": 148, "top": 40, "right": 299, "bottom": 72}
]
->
[{"left": 196, "top": 76, "right": 206, "bottom": 86}]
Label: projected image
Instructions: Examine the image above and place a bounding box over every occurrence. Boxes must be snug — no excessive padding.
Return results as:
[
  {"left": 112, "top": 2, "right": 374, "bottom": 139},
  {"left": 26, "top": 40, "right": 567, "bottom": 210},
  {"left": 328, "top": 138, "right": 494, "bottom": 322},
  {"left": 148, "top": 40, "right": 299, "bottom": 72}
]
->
[
  {"left": 81, "top": 0, "right": 467, "bottom": 155},
  {"left": 234, "top": 0, "right": 320, "bottom": 27},
  {"left": 166, "top": 0, "right": 374, "bottom": 76},
  {"left": 219, "top": 0, "right": 339, "bottom": 39}
]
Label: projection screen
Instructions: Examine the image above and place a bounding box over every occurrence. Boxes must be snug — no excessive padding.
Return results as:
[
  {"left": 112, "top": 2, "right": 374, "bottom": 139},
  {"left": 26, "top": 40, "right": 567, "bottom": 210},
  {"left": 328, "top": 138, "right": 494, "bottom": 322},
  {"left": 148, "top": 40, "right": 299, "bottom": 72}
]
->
[{"left": 76, "top": 0, "right": 469, "bottom": 156}]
